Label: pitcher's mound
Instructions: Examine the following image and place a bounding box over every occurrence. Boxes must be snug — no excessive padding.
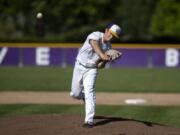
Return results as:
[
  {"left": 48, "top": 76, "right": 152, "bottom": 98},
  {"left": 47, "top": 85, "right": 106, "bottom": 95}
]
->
[{"left": 0, "top": 114, "right": 180, "bottom": 135}]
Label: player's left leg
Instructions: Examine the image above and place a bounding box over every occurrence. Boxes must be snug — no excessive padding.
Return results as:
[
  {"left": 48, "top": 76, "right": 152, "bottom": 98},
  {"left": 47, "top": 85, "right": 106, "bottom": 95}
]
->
[{"left": 70, "top": 63, "right": 84, "bottom": 100}]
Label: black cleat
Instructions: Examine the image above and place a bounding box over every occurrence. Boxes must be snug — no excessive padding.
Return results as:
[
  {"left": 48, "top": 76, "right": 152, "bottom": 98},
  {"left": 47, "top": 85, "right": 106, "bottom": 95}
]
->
[{"left": 83, "top": 122, "right": 93, "bottom": 128}]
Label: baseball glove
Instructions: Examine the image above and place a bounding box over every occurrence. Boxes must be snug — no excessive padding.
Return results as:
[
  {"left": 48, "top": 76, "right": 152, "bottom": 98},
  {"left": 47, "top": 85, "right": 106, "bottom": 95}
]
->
[{"left": 105, "top": 49, "right": 122, "bottom": 61}]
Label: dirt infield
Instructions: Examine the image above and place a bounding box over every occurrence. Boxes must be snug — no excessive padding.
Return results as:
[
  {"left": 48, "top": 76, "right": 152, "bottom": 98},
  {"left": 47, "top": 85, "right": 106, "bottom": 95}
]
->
[
  {"left": 0, "top": 114, "right": 180, "bottom": 135},
  {"left": 1, "top": 92, "right": 180, "bottom": 135},
  {"left": 1, "top": 91, "right": 180, "bottom": 105}
]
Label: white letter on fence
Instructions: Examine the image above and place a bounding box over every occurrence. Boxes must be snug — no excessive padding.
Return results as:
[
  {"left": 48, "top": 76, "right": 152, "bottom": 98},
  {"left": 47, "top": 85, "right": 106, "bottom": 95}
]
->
[
  {"left": 0, "top": 47, "right": 8, "bottom": 64},
  {"left": 36, "top": 47, "right": 50, "bottom": 66},
  {"left": 165, "top": 48, "right": 179, "bottom": 67}
]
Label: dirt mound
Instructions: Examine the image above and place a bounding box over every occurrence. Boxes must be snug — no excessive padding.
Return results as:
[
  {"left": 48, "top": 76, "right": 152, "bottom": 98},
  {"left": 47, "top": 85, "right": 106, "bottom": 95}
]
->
[{"left": 0, "top": 114, "right": 180, "bottom": 135}]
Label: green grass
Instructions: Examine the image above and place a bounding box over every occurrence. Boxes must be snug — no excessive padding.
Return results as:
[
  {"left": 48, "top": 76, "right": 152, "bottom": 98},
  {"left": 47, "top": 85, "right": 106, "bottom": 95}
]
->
[
  {"left": 0, "top": 104, "right": 180, "bottom": 128},
  {"left": 0, "top": 67, "right": 180, "bottom": 92},
  {"left": 97, "top": 67, "right": 180, "bottom": 92},
  {"left": 0, "top": 67, "right": 72, "bottom": 91}
]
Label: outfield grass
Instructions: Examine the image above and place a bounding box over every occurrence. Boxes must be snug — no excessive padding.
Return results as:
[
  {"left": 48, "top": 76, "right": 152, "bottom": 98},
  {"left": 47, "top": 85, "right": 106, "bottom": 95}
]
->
[
  {"left": 0, "top": 104, "right": 180, "bottom": 128},
  {"left": 97, "top": 67, "right": 180, "bottom": 92},
  {"left": 0, "top": 67, "right": 180, "bottom": 92}
]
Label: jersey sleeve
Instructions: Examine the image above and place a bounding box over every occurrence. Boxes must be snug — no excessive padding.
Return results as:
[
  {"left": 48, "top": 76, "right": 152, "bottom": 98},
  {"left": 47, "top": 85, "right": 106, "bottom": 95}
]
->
[{"left": 87, "top": 32, "right": 101, "bottom": 41}]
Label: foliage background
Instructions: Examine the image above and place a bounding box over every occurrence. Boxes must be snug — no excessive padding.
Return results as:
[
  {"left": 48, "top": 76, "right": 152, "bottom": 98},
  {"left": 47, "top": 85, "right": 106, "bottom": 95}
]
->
[{"left": 0, "top": 0, "right": 180, "bottom": 43}]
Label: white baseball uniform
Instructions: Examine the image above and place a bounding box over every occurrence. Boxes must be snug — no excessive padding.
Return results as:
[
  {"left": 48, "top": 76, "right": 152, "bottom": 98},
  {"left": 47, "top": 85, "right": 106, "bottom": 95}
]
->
[{"left": 70, "top": 31, "right": 111, "bottom": 123}]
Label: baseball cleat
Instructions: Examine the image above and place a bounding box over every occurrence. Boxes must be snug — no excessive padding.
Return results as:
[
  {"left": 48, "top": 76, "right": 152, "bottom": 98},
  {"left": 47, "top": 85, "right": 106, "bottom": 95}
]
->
[{"left": 82, "top": 122, "right": 93, "bottom": 128}]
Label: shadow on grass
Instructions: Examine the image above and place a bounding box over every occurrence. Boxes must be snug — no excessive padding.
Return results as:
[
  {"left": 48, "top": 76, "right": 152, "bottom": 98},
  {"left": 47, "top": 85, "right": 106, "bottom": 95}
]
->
[{"left": 94, "top": 116, "right": 165, "bottom": 127}]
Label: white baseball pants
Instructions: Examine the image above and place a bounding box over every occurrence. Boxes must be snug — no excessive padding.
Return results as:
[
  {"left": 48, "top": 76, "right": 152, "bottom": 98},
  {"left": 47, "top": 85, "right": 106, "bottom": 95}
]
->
[{"left": 70, "top": 62, "right": 98, "bottom": 123}]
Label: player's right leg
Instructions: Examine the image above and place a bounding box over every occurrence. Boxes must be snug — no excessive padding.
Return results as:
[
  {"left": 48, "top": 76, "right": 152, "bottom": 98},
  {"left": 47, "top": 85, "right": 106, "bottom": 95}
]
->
[
  {"left": 83, "top": 68, "right": 97, "bottom": 125},
  {"left": 70, "top": 64, "right": 84, "bottom": 100}
]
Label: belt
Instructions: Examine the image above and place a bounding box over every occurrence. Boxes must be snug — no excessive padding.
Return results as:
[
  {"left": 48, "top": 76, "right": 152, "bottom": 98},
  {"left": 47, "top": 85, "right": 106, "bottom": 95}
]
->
[{"left": 77, "top": 61, "right": 97, "bottom": 68}]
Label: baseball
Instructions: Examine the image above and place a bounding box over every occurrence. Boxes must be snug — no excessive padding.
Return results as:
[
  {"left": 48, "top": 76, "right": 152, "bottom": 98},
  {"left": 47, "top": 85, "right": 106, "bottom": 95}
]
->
[{"left": 36, "top": 12, "right": 43, "bottom": 19}]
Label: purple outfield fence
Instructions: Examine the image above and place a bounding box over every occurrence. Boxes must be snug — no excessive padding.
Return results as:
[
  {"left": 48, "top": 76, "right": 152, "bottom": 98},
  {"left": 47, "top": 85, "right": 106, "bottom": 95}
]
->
[{"left": 0, "top": 43, "right": 180, "bottom": 68}]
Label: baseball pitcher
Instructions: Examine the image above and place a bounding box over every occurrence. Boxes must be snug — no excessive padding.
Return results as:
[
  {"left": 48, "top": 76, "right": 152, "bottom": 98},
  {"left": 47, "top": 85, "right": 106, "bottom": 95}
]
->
[{"left": 70, "top": 24, "right": 122, "bottom": 128}]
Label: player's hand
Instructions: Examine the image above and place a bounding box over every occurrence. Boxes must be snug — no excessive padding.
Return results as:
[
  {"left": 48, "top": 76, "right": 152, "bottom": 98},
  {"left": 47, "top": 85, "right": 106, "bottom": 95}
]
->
[
  {"left": 96, "top": 59, "right": 107, "bottom": 69},
  {"left": 100, "top": 54, "right": 111, "bottom": 61},
  {"left": 97, "top": 61, "right": 106, "bottom": 69}
]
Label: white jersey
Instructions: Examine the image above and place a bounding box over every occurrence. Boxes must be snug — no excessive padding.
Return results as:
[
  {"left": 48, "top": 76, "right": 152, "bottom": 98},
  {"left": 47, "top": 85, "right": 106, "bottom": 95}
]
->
[{"left": 76, "top": 31, "right": 111, "bottom": 68}]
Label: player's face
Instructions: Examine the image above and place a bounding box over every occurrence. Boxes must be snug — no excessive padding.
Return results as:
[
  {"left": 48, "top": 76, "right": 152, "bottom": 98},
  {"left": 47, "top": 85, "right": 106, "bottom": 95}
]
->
[{"left": 103, "top": 29, "right": 115, "bottom": 42}]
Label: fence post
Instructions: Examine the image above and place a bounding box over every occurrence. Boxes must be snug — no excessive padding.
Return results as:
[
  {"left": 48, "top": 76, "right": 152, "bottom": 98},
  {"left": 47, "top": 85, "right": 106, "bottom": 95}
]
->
[
  {"left": 18, "top": 48, "right": 23, "bottom": 68},
  {"left": 61, "top": 48, "right": 67, "bottom": 68},
  {"left": 147, "top": 49, "right": 153, "bottom": 68}
]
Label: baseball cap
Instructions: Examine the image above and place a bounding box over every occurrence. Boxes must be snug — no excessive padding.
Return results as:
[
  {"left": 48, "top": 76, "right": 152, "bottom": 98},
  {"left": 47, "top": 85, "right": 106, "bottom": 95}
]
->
[{"left": 107, "top": 24, "right": 121, "bottom": 38}]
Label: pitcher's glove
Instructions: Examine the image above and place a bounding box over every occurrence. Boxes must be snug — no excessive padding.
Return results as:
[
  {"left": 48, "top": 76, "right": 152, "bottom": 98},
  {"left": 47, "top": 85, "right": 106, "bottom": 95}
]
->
[
  {"left": 96, "top": 49, "right": 122, "bottom": 69},
  {"left": 105, "top": 49, "right": 122, "bottom": 61}
]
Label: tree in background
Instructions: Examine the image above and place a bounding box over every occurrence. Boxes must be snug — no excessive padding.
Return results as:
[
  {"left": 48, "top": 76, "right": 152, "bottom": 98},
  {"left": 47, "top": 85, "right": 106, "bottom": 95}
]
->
[
  {"left": 0, "top": 0, "right": 179, "bottom": 43},
  {"left": 150, "top": 0, "right": 180, "bottom": 41},
  {"left": 0, "top": 0, "right": 117, "bottom": 42},
  {"left": 0, "top": 0, "right": 36, "bottom": 40},
  {"left": 114, "top": 0, "right": 157, "bottom": 42},
  {"left": 40, "top": 0, "right": 116, "bottom": 42}
]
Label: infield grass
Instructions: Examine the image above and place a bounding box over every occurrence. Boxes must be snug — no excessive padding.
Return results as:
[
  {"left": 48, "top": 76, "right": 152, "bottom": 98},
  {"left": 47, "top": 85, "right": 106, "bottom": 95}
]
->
[
  {"left": 0, "top": 67, "right": 180, "bottom": 92},
  {"left": 0, "top": 104, "right": 180, "bottom": 128}
]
